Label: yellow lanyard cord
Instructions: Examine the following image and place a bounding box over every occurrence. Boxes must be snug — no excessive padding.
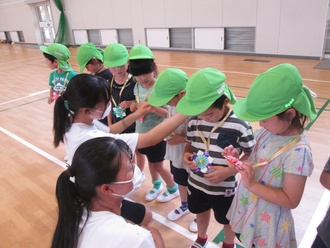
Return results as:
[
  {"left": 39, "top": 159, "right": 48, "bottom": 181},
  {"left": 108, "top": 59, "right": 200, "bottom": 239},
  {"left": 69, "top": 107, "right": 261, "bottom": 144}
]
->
[
  {"left": 136, "top": 84, "right": 154, "bottom": 103},
  {"left": 197, "top": 107, "right": 232, "bottom": 152},
  {"left": 110, "top": 74, "right": 130, "bottom": 106},
  {"left": 252, "top": 134, "right": 302, "bottom": 168}
]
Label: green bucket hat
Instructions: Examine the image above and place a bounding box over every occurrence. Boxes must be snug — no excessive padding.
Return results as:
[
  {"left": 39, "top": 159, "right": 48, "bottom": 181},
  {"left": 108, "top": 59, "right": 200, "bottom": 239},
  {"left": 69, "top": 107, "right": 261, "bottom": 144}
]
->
[
  {"left": 76, "top": 42, "right": 104, "bottom": 72},
  {"left": 103, "top": 43, "right": 128, "bottom": 68},
  {"left": 40, "top": 43, "right": 72, "bottom": 71},
  {"left": 176, "top": 68, "right": 236, "bottom": 116},
  {"left": 233, "top": 63, "right": 317, "bottom": 122},
  {"left": 128, "top": 44, "right": 155, "bottom": 60},
  {"left": 148, "top": 68, "right": 188, "bottom": 107}
]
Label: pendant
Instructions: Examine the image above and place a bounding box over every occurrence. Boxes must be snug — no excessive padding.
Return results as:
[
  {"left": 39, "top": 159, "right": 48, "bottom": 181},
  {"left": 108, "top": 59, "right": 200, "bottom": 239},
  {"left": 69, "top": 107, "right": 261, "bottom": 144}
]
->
[
  {"left": 113, "top": 105, "right": 126, "bottom": 118},
  {"left": 139, "top": 116, "right": 145, "bottom": 123},
  {"left": 192, "top": 150, "right": 214, "bottom": 173},
  {"left": 53, "top": 91, "right": 60, "bottom": 101}
]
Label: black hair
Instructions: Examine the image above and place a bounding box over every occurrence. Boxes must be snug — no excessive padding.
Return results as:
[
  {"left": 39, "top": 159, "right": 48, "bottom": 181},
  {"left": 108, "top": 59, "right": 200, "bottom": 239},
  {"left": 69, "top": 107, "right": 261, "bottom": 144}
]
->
[
  {"left": 128, "top": 59, "right": 158, "bottom": 77},
  {"left": 210, "top": 95, "right": 228, "bottom": 110},
  {"left": 87, "top": 57, "right": 103, "bottom": 66},
  {"left": 43, "top": 52, "right": 56, "bottom": 63},
  {"left": 277, "top": 108, "right": 307, "bottom": 132},
  {"left": 53, "top": 74, "right": 111, "bottom": 147},
  {"left": 51, "top": 137, "right": 132, "bottom": 248}
]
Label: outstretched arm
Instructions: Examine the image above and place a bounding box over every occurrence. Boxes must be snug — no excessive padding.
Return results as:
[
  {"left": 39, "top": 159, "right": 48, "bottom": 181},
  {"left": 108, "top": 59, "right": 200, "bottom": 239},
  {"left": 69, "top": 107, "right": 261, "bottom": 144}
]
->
[{"left": 137, "top": 113, "right": 187, "bottom": 149}]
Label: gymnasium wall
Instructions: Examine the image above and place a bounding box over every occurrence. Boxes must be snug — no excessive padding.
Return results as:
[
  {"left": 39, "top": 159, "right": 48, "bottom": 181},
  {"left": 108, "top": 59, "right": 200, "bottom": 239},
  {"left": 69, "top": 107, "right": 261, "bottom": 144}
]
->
[{"left": 0, "top": 0, "right": 328, "bottom": 58}]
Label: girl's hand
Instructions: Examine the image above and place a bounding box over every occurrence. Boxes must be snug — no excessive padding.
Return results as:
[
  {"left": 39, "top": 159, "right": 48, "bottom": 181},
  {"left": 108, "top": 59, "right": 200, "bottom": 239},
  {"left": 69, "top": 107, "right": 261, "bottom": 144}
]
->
[
  {"left": 238, "top": 162, "right": 257, "bottom": 189},
  {"left": 134, "top": 102, "right": 151, "bottom": 118},
  {"left": 183, "top": 152, "right": 197, "bottom": 171},
  {"left": 222, "top": 145, "right": 239, "bottom": 158},
  {"left": 119, "top": 100, "right": 130, "bottom": 110},
  {"left": 130, "top": 101, "right": 138, "bottom": 112}
]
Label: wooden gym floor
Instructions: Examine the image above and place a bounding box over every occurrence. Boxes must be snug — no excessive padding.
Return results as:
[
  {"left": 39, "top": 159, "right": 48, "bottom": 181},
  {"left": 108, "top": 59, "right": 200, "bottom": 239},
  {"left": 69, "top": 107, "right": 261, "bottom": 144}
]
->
[{"left": 0, "top": 44, "right": 329, "bottom": 248}]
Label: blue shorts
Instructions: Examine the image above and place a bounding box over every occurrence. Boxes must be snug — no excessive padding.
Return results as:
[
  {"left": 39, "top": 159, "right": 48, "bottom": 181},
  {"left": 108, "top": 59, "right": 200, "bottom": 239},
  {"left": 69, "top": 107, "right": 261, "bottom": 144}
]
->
[
  {"left": 137, "top": 140, "right": 166, "bottom": 163},
  {"left": 187, "top": 184, "right": 234, "bottom": 224},
  {"left": 170, "top": 161, "right": 189, "bottom": 186}
]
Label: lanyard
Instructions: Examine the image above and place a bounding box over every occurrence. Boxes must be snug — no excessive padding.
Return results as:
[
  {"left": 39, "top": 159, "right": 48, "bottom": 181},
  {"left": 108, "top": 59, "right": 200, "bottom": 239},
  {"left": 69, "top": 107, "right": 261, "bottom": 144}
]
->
[
  {"left": 197, "top": 107, "right": 232, "bottom": 152},
  {"left": 252, "top": 133, "right": 302, "bottom": 168},
  {"left": 136, "top": 84, "right": 154, "bottom": 103},
  {"left": 110, "top": 74, "right": 130, "bottom": 106}
]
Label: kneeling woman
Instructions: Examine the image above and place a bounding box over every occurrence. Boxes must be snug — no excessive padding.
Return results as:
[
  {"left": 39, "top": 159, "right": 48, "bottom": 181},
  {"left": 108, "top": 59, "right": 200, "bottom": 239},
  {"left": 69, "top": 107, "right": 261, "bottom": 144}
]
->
[{"left": 51, "top": 137, "right": 165, "bottom": 248}]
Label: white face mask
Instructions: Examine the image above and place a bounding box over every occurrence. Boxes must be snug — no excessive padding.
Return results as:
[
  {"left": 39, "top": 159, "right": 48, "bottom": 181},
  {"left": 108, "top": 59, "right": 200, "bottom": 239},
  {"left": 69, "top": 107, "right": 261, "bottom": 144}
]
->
[
  {"left": 111, "top": 165, "right": 145, "bottom": 198},
  {"left": 90, "top": 103, "right": 112, "bottom": 120}
]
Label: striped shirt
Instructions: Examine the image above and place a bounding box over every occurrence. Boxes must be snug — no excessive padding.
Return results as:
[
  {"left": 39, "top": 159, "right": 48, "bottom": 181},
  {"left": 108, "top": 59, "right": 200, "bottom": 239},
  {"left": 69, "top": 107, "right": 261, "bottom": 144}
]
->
[{"left": 186, "top": 110, "right": 255, "bottom": 195}]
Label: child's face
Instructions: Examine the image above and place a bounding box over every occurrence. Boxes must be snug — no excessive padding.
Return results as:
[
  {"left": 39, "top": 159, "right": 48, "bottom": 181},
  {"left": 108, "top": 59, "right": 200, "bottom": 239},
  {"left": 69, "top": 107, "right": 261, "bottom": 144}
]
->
[
  {"left": 259, "top": 116, "right": 292, "bottom": 135},
  {"left": 197, "top": 106, "right": 226, "bottom": 122},
  {"left": 109, "top": 64, "right": 129, "bottom": 78},
  {"left": 45, "top": 58, "right": 57, "bottom": 70},
  {"left": 134, "top": 72, "right": 154, "bottom": 86}
]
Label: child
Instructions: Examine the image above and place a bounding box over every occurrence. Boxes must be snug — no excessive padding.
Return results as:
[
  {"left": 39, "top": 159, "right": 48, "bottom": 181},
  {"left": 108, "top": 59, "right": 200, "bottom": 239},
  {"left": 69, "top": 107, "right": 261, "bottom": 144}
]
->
[
  {"left": 40, "top": 43, "right": 77, "bottom": 104},
  {"left": 225, "top": 63, "right": 317, "bottom": 248},
  {"left": 148, "top": 68, "right": 197, "bottom": 232},
  {"left": 76, "top": 42, "right": 113, "bottom": 125},
  {"left": 312, "top": 157, "right": 330, "bottom": 248},
  {"left": 76, "top": 42, "right": 112, "bottom": 80},
  {"left": 129, "top": 45, "right": 179, "bottom": 202},
  {"left": 177, "top": 68, "right": 255, "bottom": 248},
  {"left": 51, "top": 137, "right": 164, "bottom": 248}
]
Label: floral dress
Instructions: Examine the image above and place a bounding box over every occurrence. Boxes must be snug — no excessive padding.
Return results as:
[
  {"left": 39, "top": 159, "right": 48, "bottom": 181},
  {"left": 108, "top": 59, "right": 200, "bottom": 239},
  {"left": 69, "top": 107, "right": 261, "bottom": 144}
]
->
[{"left": 227, "top": 128, "right": 314, "bottom": 248}]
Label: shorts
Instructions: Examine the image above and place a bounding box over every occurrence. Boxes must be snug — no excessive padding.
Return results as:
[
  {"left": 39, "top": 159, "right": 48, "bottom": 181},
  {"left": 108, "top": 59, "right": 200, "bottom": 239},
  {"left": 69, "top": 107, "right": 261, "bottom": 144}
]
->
[
  {"left": 137, "top": 140, "right": 166, "bottom": 163},
  {"left": 170, "top": 161, "right": 188, "bottom": 186},
  {"left": 121, "top": 199, "right": 146, "bottom": 225},
  {"left": 187, "top": 184, "right": 234, "bottom": 224}
]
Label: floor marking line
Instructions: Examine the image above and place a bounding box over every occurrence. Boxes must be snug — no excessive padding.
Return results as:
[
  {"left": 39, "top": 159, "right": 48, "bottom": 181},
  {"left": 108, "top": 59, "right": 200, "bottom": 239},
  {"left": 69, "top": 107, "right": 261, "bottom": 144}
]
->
[{"left": 0, "top": 90, "right": 48, "bottom": 106}]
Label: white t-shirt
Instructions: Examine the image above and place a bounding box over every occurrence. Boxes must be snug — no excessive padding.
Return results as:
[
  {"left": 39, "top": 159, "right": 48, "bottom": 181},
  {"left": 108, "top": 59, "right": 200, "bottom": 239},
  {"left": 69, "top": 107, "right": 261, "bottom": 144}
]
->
[
  {"left": 64, "top": 121, "right": 139, "bottom": 164},
  {"left": 78, "top": 210, "right": 156, "bottom": 248}
]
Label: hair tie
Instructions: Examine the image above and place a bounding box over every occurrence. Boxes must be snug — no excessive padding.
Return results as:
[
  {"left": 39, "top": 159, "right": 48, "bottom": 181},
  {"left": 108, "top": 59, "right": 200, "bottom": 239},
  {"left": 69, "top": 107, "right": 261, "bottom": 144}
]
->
[
  {"left": 66, "top": 166, "right": 75, "bottom": 184},
  {"left": 64, "top": 100, "right": 75, "bottom": 115}
]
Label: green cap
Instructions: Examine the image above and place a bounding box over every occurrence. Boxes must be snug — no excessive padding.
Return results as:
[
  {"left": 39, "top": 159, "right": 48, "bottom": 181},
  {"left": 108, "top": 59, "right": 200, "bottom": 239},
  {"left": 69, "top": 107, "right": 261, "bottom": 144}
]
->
[
  {"left": 128, "top": 44, "right": 155, "bottom": 60},
  {"left": 177, "top": 68, "right": 236, "bottom": 116},
  {"left": 234, "top": 63, "right": 317, "bottom": 122},
  {"left": 40, "top": 43, "right": 72, "bottom": 71},
  {"left": 103, "top": 43, "right": 128, "bottom": 68},
  {"left": 148, "top": 68, "right": 188, "bottom": 107},
  {"left": 76, "top": 42, "right": 104, "bottom": 72}
]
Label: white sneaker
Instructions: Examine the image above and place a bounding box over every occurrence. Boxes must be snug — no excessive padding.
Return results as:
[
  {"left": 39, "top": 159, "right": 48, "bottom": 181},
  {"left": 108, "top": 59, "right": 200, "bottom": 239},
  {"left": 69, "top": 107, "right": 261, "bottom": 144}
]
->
[
  {"left": 189, "top": 219, "right": 198, "bottom": 233},
  {"left": 167, "top": 206, "right": 190, "bottom": 221},
  {"left": 156, "top": 190, "right": 180, "bottom": 203},
  {"left": 145, "top": 185, "right": 163, "bottom": 201}
]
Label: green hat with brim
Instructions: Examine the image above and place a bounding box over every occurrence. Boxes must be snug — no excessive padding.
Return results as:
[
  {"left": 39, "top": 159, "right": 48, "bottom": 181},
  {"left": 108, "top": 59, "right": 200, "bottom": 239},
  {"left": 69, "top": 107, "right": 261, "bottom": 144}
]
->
[
  {"left": 40, "top": 43, "right": 73, "bottom": 71},
  {"left": 128, "top": 44, "right": 155, "bottom": 60},
  {"left": 103, "top": 43, "right": 128, "bottom": 68},
  {"left": 76, "top": 42, "right": 104, "bottom": 72},
  {"left": 176, "top": 68, "right": 236, "bottom": 116},
  {"left": 148, "top": 68, "right": 188, "bottom": 107},
  {"left": 233, "top": 63, "right": 317, "bottom": 122}
]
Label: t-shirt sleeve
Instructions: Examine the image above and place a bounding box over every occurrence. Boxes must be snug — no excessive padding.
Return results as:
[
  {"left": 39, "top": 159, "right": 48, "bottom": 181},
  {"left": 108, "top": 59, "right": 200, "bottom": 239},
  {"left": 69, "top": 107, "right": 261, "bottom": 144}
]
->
[
  {"left": 137, "top": 234, "right": 156, "bottom": 248},
  {"left": 48, "top": 71, "right": 55, "bottom": 87},
  {"left": 283, "top": 144, "right": 314, "bottom": 176}
]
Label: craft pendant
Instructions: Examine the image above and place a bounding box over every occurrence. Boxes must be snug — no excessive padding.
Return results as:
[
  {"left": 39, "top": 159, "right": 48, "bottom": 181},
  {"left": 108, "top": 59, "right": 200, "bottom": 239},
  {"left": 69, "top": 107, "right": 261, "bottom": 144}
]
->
[
  {"left": 192, "top": 150, "right": 214, "bottom": 173},
  {"left": 113, "top": 105, "right": 126, "bottom": 118},
  {"left": 140, "top": 116, "right": 145, "bottom": 123},
  {"left": 53, "top": 91, "right": 60, "bottom": 101}
]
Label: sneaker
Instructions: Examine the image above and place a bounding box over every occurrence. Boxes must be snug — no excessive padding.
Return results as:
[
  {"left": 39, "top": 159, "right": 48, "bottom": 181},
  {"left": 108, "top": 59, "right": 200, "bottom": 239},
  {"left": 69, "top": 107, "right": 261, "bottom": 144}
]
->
[
  {"left": 191, "top": 240, "right": 208, "bottom": 248},
  {"left": 189, "top": 219, "right": 198, "bottom": 233},
  {"left": 145, "top": 185, "right": 163, "bottom": 201},
  {"left": 167, "top": 206, "right": 190, "bottom": 221},
  {"left": 156, "top": 189, "right": 179, "bottom": 203}
]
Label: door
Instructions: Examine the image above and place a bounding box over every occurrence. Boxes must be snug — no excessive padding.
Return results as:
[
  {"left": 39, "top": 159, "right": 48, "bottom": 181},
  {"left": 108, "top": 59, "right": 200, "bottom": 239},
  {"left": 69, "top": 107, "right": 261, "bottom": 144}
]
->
[
  {"left": 146, "top": 28, "right": 170, "bottom": 48},
  {"left": 194, "top": 28, "right": 224, "bottom": 50},
  {"left": 36, "top": 2, "right": 55, "bottom": 45}
]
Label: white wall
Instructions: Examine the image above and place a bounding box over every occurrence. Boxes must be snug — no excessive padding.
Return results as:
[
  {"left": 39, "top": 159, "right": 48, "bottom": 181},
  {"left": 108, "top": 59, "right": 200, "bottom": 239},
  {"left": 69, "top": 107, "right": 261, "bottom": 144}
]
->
[{"left": 0, "top": 0, "right": 328, "bottom": 58}]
